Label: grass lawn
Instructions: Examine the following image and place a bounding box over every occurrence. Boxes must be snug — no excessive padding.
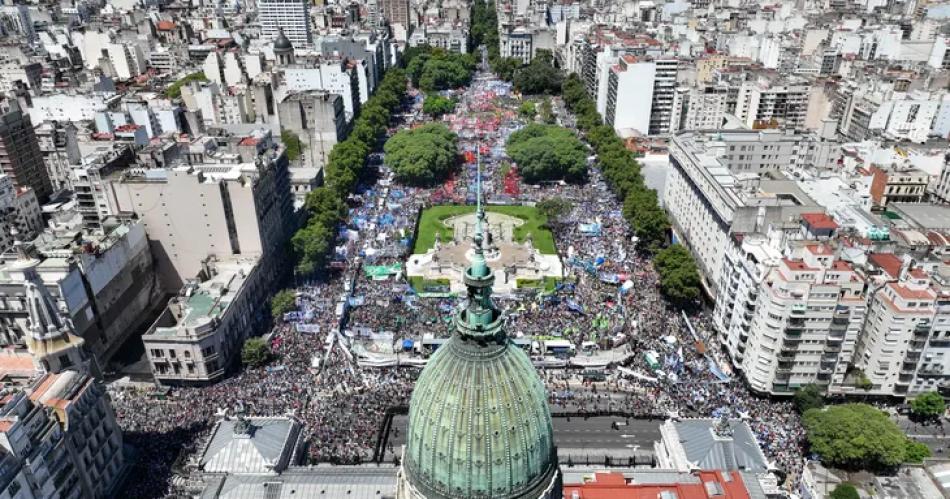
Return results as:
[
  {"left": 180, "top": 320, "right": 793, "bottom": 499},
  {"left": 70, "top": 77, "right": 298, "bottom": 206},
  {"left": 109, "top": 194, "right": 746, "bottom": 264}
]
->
[{"left": 414, "top": 205, "right": 556, "bottom": 255}]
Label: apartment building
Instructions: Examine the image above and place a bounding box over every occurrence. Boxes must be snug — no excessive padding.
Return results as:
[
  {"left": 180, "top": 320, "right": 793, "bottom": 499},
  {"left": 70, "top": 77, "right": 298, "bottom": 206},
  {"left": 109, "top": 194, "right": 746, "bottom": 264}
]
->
[
  {"left": 29, "top": 371, "right": 126, "bottom": 497},
  {"left": 602, "top": 55, "right": 679, "bottom": 136},
  {"left": 682, "top": 84, "right": 731, "bottom": 130},
  {"left": 379, "top": 0, "right": 410, "bottom": 27},
  {"left": 868, "top": 165, "right": 929, "bottom": 208},
  {"left": 664, "top": 130, "right": 826, "bottom": 298},
  {"left": 0, "top": 104, "right": 52, "bottom": 202},
  {"left": 106, "top": 130, "right": 294, "bottom": 291},
  {"left": 0, "top": 371, "right": 125, "bottom": 498},
  {"left": 0, "top": 174, "right": 42, "bottom": 254},
  {"left": 0, "top": 220, "right": 161, "bottom": 368},
  {"left": 858, "top": 268, "right": 938, "bottom": 396},
  {"left": 143, "top": 256, "right": 265, "bottom": 385},
  {"left": 277, "top": 91, "right": 347, "bottom": 168},
  {"left": 739, "top": 243, "right": 867, "bottom": 394},
  {"left": 735, "top": 75, "right": 811, "bottom": 130},
  {"left": 257, "top": 0, "right": 311, "bottom": 49}
]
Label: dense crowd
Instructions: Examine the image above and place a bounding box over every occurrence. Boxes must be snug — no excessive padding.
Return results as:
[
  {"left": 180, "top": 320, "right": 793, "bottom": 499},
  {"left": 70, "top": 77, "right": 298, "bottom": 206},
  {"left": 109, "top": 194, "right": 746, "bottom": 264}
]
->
[{"left": 110, "top": 71, "right": 806, "bottom": 497}]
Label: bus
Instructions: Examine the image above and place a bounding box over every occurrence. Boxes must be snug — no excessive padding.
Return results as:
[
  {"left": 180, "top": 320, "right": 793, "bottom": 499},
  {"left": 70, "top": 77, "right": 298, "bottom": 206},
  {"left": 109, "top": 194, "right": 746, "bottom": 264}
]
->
[
  {"left": 644, "top": 350, "right": 661, "bottom": 371},
  {"left": 543, "top": 340, "right": 576, "bottom": 358}
]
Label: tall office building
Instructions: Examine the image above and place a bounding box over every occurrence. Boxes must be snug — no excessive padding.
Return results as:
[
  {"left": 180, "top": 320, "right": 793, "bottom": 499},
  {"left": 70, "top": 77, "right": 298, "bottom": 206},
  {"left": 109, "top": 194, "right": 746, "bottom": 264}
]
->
[
  {"left": 0, "top": 103, "right": 52, "bottom": 202},
  {"left": 257, "top": 0, "right": 311, "bottom": 50}
]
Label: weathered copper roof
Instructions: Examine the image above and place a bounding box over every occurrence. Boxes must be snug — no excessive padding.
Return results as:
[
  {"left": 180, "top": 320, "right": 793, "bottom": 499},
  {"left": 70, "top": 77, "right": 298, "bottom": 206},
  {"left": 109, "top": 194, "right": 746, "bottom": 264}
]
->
[{"left": 404, "top": 160, "right": 557, "bottom": 497}]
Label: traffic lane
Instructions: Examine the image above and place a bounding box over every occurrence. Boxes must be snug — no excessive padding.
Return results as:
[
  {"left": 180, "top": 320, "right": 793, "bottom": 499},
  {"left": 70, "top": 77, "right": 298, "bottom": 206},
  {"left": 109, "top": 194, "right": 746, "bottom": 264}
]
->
[
  {"left": 386, "top": 416, "right": 660, "bottom": 451},
  {"left": 553, "top": 416, "right": 661, "bottom": 450}
]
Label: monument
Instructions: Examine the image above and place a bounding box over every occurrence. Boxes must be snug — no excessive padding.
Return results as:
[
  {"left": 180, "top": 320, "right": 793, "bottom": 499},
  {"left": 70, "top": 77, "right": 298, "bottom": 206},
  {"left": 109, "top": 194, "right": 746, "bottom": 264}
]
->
[{"left": 396, "top": 167, "right": 561, "bottom": 498}]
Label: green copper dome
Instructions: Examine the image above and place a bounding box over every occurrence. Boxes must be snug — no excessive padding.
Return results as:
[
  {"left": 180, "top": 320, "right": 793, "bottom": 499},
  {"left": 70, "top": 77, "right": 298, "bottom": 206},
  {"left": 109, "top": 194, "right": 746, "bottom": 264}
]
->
[{"left": 403, "top": 188, "right": 558, "bottom": 498}]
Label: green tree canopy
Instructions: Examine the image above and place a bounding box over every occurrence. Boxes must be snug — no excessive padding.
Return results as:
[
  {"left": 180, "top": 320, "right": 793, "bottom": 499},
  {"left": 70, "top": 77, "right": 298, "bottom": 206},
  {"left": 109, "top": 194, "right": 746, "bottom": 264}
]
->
[
  {"left": 622, "top": 187, "right": 670, "bottom": 250},
  {"left": 793, "top": 384, "right": 825, "bottom": 414},
  {"left": 241, "top": 337, "right": 271, "bottom": 367},
  {"left": 803, "top": 404, "right": 931, "bottom": 470},
  {"left": 270, "top": 289, "right": 297, "bottom": 318},
  {"left": 165, "top": 71, "right": 207, "bottom": 98},
  {"left": 539, "top": 98, "right": 555, "bottom": 124},
  {"left": 910, "top": 391, "right": 946, "bottom": 419},
  {"left": 408, "top": 47, "right": 476, "bottom": 91},
  {"left": 490, "top": 56, "right": 522, "bottom": 81},
  {"left": 292, "top": 220, "right": 335, "bottom": 274},
  {"left": 518, "top": 101, "right": 536, "bottom": 120},
  {"left": 653, "top": 245, "right": 701, "bottom": 304},
  {"left": 280, "top": 129, "right": 304, "bottom": 161},
  {"left": 423, "top": 95, "right": 456, "bottom": 117},
  {"left": 536, "top": 198, "right": 573, "bottom": 224},
  {"left": 506, "top": 124, "right": 587, "bottom": 183},
  {"left": 384, "top": 123, "right": 458, "bottom": 186},
  {"left": 829, "top": 484, "right": 859, "bottom": 499},
  {"left": 513, "top": 50, "right": 563, "bottom": 95}
]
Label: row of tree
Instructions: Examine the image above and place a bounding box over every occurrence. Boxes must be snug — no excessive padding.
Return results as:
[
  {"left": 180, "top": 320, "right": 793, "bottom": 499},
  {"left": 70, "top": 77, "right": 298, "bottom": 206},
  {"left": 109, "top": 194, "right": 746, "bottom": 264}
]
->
[
  {"left": 560, "top": 73, "right": 702, "bottom": 304},
  {"left": 505, "top": 124, "right": 587, "bottom": 184},
  {"left": 290, "top": 69, "right": 409, "bottom": 275},
  {"left": 384, "top": 123, "right": 458, "bottom": 187}
]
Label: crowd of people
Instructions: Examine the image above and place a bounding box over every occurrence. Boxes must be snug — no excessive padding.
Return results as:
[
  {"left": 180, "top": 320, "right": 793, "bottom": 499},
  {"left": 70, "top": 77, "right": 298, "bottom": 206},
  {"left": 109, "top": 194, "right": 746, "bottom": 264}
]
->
[{"left": 109, "top": 69, "right": 807, "bottom": 497}]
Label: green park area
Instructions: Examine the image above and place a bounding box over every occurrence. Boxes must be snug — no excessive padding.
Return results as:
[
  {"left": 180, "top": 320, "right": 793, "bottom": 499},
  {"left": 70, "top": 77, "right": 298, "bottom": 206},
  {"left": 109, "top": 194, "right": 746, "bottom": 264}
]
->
[{"left": 413, "top": 205, "right": 556, "bottom": 255}]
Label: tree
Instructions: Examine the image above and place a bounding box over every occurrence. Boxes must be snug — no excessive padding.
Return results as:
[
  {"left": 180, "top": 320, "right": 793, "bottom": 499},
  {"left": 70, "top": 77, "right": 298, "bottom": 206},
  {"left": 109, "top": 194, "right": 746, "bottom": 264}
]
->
[
  {"left": 292, "top": 221, "right": 334, "bottom": 274},
  {"left": 539, "top": 98, "right": 555, "bottom": 124},
  {"left": 623, "top": 187, "right": 669, "bottom": 250},
  {"left": 384, "top": 124, "right": 458, "bottom": 186},
  {"left": 653, "top": 245, "right": 701, "bottom": 304},
  {"left": 829, "top": 484, "right": 859, "bottom": 499},
  {"left": 910, "top": 391, "right": 946, "bottom": 419},
  {"left": 803, "top": 403, "right": 929, "bottom": 470},
  {"left": 506, "top": 124, "right": 588, "bottom": 183},
  {"left": 304, "top": 186, "right": 347, "bottom": 228},
  {"left": 280, "top": 129, "right": 305, "bottom": 161},
  {"left": 793, "top": 384, "right": 825, "bottom": 414},
  {"left": 513, "top": 50, "right": 563, "bottom": 95},
  {"left": 490, "top": 56, "right": 521, "bottom": 81},
  {"left": 536, "top": 198, "right": 573, "bottom": 225},
  {"left": 241, "top": 337, "right": 271, "bottom": 367},
  {"left": 905, "top": 439, "right": 931, "bottom": 463},
  {"left": 270, "top": 289, "right": 296, "bottom": 318},
  {"left": 165, "top": 72, "right": 207, "bottom": 98},
  {"left": 423, "top": 95, "right": 456, "bottom": 117},
  {"left": 518, "top": 101, "right": 536, "bottom": 120}
]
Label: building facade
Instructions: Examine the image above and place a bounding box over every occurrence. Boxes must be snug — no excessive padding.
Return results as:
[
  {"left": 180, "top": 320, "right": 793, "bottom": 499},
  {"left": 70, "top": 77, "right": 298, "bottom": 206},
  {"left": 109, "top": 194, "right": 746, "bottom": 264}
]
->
[{"left": 143, "top": 256, "right": 265, "bottom": 385}]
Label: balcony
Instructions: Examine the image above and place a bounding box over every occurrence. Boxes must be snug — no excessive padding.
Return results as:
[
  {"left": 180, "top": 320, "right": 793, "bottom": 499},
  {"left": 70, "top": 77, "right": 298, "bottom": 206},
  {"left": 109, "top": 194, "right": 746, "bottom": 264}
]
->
[{"left": 784, "top": 328, "right": 803, "bottom": 338}]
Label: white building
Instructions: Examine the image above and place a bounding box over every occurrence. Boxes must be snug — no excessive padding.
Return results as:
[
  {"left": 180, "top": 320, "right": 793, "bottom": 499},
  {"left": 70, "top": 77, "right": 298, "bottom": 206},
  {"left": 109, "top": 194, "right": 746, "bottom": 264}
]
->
[
  {"left": 106, "top": 43, "right": 147, "bottom": 81},
  {"left": 604, "top": 55, "right": 655, "bottom": 136},
  {"left": 664, "top": 130, "right": 827, "bottom": 298},
  {"left": 735, "top": 75, "right": 810, "bottom": 130},
  {"left": 257, "top": 0, "right": 311, "bottom": 49},
  {"left": 858, "top": 266, "right": 948, "bottom": 396},
  {"left": 106, "top": 131, "right": 294, "bottom": 290},
  {"left": 734, "top": 242, "right": 867, "bottom": 394}
]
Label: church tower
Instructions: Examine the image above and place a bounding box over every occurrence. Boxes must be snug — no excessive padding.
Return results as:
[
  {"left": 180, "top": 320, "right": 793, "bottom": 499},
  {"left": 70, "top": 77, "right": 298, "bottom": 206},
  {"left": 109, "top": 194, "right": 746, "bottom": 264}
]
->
[
  {"left": 397, "top": 154, "right": 560, "bottom": 498},
  {"left": 273, "top": 29, "right": 295, "bottom": 66}
]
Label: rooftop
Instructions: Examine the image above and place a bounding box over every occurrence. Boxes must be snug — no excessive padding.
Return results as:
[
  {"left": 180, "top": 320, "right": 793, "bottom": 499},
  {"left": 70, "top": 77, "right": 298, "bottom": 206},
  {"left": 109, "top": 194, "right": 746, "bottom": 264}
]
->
[
  {"left": 199, "top": 416, "right": 301, "bottom": 474},
  {"left": 148, "top": 257, "right": 258, "bottom": 339},
  {"left": 562, "top": 470, "right": 753, "bottom": 499}
]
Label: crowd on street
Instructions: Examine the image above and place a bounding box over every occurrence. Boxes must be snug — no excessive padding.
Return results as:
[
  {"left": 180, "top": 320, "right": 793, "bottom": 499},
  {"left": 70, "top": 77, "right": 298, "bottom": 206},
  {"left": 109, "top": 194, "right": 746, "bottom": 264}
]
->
[{"left": 110, "top": 70, "right": 806, "bottom": 497}]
